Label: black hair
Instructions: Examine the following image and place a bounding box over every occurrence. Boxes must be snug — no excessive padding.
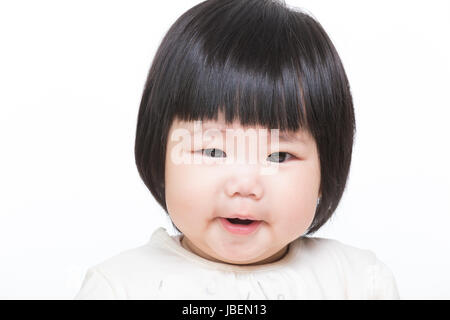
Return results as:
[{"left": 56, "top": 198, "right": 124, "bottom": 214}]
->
[{"left": 135, "top": 0, "right": 355, "bottom": 235}]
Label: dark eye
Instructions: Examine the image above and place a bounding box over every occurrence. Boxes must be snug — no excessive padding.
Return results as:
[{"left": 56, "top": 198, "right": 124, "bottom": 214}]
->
[
  {"left": 267, "top": 152, "right": 293, "bottom": 163},
  {"left": 201, "top": 148, "right": 226, "bottom": 158}
]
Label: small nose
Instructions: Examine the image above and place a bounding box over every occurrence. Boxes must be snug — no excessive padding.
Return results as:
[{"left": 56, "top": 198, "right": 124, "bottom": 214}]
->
[{"left": 224, "top": 167, "right": 263, "bottom": 200}]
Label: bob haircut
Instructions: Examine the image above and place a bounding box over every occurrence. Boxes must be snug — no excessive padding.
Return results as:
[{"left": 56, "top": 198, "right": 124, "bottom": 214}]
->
[{"left": 135, "top": 0, "right": 355, "bottom": 235}]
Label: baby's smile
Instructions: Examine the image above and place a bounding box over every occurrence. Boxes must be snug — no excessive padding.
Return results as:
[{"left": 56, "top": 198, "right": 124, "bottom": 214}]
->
[{"left": 218, "top": 217, "right": 263, "bottom": 235}]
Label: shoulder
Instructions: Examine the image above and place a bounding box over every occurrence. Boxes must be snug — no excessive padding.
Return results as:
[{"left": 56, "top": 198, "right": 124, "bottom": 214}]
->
[
  {"left": 299, "top": 236, "right": 378, "bottom": 267},
  {"left": 75, "top": 228, "right": 186, "bottom": 299},
  {"left": 94, "top": 227, "right": 185, "bottom": 273},
  {"left": 295, "top": 236, "right": 400, "bottom": 299},
  {"left": 92, "top": 241, "right": 169, "bottom": 276}
]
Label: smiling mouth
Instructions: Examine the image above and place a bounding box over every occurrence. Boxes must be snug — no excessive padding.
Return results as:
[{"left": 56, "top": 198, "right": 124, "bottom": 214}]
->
[{"left": 220, "top": 217, "right": 262, "bottom": 235}]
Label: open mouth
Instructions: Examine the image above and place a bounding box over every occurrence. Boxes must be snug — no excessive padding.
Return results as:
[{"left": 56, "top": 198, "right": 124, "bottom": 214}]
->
[
  {"left": 220, "top": 217, "right": 262, "bottom": 235},
  {"left": 226, "top": 218, "right": 255, "bottom": 225}
]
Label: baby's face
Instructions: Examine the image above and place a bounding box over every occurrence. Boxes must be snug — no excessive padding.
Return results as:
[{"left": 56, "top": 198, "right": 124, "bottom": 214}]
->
[{"left": 164, "top": 113, "right": 321, "bottom": 265}]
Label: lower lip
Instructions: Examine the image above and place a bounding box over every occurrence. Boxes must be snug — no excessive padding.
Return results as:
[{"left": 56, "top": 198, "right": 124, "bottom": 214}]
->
[{"left": 219, "top": 217, "right": 262, "bottom": 235}]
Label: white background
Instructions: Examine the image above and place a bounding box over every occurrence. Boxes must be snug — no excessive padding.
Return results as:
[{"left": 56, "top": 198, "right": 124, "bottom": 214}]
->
[{"left": 0, "top": 0, "right": 449, "bottom": 299}]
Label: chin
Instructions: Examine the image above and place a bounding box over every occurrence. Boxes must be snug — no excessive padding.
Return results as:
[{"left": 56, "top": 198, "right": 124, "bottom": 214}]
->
[{"left": 220, "top": 257, "right": 255, "bottom": 265}]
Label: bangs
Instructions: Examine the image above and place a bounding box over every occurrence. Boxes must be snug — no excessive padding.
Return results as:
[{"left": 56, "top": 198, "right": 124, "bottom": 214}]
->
[
  {"left": 171, "top": 60, "right": 308, "bottom": 133},
  {"left": 169, "top": 44, "right": 308, "bottom": 132}
]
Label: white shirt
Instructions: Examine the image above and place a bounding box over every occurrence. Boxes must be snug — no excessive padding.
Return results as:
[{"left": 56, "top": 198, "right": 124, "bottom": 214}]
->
[{"left": 74, "top": 227, "right": 400, "bottom": 299}]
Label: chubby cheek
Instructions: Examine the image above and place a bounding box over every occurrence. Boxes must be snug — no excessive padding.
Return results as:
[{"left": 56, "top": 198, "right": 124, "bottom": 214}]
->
[
  {"left": 268, "top": 169, "right": 319, "bottom": 239},
  {"left": 273, "top": 197, "right": 315, "bottom": 241},
  {"left": 165, "top": 161, "right": 216, "bottom": 230},
  {"left": 278, "top": 199, "right": 315, "bottom": 238}
]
